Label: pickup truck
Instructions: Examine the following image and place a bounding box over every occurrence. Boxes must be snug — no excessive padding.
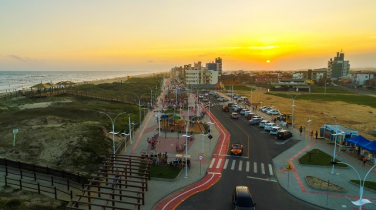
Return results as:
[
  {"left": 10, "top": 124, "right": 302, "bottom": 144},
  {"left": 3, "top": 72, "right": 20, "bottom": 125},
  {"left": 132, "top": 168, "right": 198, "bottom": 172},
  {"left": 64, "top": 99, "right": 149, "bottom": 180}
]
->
[{"left": 222, "top": 106, "right": 230, "bottom": 112}]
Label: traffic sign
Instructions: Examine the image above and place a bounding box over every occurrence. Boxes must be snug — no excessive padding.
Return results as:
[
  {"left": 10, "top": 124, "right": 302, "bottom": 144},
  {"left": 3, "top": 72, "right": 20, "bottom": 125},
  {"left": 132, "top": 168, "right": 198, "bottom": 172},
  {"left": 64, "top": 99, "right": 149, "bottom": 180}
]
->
[
  {"left": 13, "top": 129, "right": 18, "bottom": 134},
  {"left": 198, "top": 155, "right": 203, "bottom": 160},
  {"left": 286, "top": 164, "right": 294, "bottom": 171}
]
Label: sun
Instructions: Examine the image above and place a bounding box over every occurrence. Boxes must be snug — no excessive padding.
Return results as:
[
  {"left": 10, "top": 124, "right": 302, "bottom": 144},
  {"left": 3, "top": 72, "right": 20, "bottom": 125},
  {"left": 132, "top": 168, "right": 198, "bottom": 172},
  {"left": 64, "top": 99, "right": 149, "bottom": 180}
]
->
[{"left": 266, "top": 60, "right": 271, "bottom": 63}]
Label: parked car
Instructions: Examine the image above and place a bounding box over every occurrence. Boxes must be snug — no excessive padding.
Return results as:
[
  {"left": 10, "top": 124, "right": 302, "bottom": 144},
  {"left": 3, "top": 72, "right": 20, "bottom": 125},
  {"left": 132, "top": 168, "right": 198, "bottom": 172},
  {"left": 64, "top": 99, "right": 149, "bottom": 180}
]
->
[
  {"left": 223, "top": 98, "right": 229, "bottom": 102},
  {"left": 259, "top": 106, "right": 267, "bottom": 111},
  {"left": 203, "top": 98, "right": 209, "bottom": 102},
  {"left": 276, "top": 130, "right": 293, "bottom": 139},
  {"left": 269, "top": 126, "right": 282, "bottom": 135},
  {"left": 267, "top": 109, "right": 280, "bottom": 115},
  {"left": 234, "top": 107, "right": 243, "bottom": 112},
  {"left": 231, "top": 112, "right": 239, "bottom": 119},
  {"left": 240, "top": 109, "right": 250, "bottom": 115},
  {"left": 231, "top": 143, "right": 243, "bottom": 155},
  {"left": 261, "top": 107, "right": 272, "bottom": 112},
  {"left": 222, "top": 106, "right": 230, "bottom": 112},
  {"left": 264, "top": 123, "right": 277, "bottom": 131},
  {"left": 249, "top": 117, "right": 263, "bottom": 125},
  {"left": 233, "top": 106, "right": 241, "bottom": 111},
  {"left": 245, "top": 112, "right": 256, "bottom": 119},
  {"left": 198, "top": 95, "right": 204, "bottom": 99},
  {"left": 204, "top": 93, "right": 209, "bottom": 96},
  {"left": 217, "top": 97, "right": 224, "bottom": 101},
  {"left": 258, "top": 120, "right": 270, "bottom": 128},
  {"left": 232, "top": 186, "right": 256, "bottom": 210},
  {"left": 231, "top": 103, "right": 238, "bottom": 109},
  {"left": 244, "top": 111, "right": 252, "bottom": 117}
]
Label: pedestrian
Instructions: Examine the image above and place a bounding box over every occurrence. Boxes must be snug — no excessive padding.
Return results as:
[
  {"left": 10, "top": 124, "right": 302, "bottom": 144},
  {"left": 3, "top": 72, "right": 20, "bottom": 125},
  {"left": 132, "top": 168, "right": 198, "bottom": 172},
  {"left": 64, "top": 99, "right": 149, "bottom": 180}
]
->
[
  {"left": 310, "top": 130, "right": 313, "bottom": 138},
  {"left": 315, "top": 131, "right": 318, "bottom": 139},
  {"left": 362, "top": 156, "right": 367, "bottom": 166},
  {"left": 286, "top": 122, "right": 289, "bottom": 128},
  {"left": 299, "top": 126, "right": 303, "bottom": 135},
  {"left": 273, "top": 118, "right": 277, "bottom": 124}
]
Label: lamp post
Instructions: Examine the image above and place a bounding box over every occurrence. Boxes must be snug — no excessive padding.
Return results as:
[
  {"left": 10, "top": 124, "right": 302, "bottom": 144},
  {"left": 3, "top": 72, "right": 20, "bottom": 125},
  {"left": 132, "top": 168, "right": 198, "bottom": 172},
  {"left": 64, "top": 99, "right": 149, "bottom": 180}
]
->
[
  {"left": 131, "top": 122, "right": 138, "bottom": 144},
  {"left": 307, "top": 118, "right": 311, "bottom": 138},
  {"left": 181, "top": 87, "right": 190, "bottom": 179},
  {"left": 321, "top": 112, "right": 338, "bottom": 175},
  {"left": 334, "top": 162, "right": 376, "bottom": 210},
  {"left": 155, "top": 111, "right": 161, "bottom": 135},
  {"left": 142, "top": 107, "right": 148, "bottom": 119},
  {"left": 99, "top": 111, "right": 126, "bottom": 157},
  {"left": 286, "top": 94, "right": 301, "bottom": 128},
  {"left": 128, "top": 114, "right": 132, "bottom": 144},
  {"left": 132, "top": 93, "right": 146, "bottom": 127},
  {"left": 120, "top": 132, "right": 130, "bottom": 152},
  {"left": 147, "top": 86, "right": 153, "bottom": 107}
]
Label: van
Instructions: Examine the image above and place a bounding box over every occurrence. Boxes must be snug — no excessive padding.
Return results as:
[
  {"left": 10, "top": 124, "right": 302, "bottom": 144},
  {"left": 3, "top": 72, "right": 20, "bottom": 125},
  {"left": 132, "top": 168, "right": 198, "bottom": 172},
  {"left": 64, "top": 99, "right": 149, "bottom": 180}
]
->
[{"left": 232, "top": 186, "right": 256, "bottom": 209}]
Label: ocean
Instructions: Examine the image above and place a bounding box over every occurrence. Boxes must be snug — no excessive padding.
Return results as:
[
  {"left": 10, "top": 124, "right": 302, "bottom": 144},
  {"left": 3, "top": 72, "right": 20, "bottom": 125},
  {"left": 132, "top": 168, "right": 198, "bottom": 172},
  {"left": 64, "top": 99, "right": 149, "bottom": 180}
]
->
[{"left": 0, "top": 70, "right": 160, "bottom": 94}]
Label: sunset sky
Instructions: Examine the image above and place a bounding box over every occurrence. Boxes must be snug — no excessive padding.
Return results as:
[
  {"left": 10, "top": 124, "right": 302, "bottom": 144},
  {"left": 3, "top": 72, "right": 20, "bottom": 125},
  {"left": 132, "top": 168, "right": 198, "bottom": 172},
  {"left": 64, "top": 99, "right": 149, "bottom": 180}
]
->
[{"left": 1, "top": 0, "right": 376, "bottom": 72}]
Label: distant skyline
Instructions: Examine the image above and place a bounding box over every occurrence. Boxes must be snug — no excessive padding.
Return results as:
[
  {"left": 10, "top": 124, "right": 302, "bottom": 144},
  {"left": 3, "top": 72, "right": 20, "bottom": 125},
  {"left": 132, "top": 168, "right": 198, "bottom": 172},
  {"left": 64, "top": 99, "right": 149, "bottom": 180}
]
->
[{"left": 1, "top": 0, "right": 376, "bottom": 72}]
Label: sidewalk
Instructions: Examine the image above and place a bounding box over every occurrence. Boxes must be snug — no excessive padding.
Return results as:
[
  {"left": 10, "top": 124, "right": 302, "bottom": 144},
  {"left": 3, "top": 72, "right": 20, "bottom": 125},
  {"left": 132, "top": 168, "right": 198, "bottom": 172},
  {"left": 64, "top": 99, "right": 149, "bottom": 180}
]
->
[
  {"left": 123, "top": 84, "right": 222, "bottom": 210},
  {"left": 124, "top": 87, "right": 376, "bottom": 210}
]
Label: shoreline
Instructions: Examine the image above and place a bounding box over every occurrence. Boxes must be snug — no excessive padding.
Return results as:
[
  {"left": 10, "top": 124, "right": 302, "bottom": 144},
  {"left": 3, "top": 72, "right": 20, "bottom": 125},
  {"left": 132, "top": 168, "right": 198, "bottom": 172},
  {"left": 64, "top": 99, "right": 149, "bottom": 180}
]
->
[{"left": 0, "top": 72, "right": 165, "bottom": 97}]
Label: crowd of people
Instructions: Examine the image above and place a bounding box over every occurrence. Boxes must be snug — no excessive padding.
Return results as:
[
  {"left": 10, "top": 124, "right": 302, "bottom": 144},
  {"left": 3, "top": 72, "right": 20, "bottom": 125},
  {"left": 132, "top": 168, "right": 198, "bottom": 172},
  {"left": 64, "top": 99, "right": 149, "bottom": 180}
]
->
[{"left": 147, "top": 133, "right": 160, "bottom": 150}]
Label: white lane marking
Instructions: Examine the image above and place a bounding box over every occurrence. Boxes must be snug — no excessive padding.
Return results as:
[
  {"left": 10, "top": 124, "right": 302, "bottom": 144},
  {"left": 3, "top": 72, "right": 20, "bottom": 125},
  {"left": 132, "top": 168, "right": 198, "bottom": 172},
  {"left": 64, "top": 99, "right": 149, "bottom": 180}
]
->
[
  {"left": 247, "top": 176, "right": 278, "bottom": 182},
  {"left": 261, "top": 163, "right": 265, "bottom": 174},
  {"left": 269, "top": 164, "right": 273, "bottom": 176},
  {"left": 246, "top": 161, "right": 250, "bottom": 172},
  {"left": 254, "top": 162, "right": 257, "bottom": 173},
  {"left": 231, "top": 160, "right": 236, "bottom": 170},
  {"left": 209, "top": 158, "right": 215, "bottom": 168},
  {"left": 238, "top": 160, "right": 243, "bottom": 171},
  {"left": 216, "top": 159, "right": 222, "bottom": 168},
  {"left": 223, "top": 159, "right": 229, "bottom": 169}
]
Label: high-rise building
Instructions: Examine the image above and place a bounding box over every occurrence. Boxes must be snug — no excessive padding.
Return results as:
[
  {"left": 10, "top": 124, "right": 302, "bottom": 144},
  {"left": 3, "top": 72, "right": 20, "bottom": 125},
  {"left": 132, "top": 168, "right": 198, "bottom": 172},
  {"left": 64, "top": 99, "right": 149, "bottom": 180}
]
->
[
  {"left": 327, "top": 51, "right": 350, "bottom": 79},
  {"left": 205, "top": 57, "right": 222, "bottom": 75}
]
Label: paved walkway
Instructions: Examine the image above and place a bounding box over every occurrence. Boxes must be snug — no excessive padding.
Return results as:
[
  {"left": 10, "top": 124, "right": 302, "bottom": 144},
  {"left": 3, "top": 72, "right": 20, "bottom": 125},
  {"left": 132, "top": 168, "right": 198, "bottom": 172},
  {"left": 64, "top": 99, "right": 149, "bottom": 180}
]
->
[{"left": 123, "top": 85, "right": 376, "bottom": 210}]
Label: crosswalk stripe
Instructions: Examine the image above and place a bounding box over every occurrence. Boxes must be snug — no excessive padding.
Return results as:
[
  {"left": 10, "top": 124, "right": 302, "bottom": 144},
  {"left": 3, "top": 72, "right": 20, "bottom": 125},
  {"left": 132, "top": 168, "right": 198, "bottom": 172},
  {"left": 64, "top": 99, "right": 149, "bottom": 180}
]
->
[
  {"left": 238, "top": 160, "right": 243, "bottom": 171},
  {"left": 209, "top": 158, "right": 215, "bottom": 168},
  {"left": 269, "top": 164, "right": 273, "bottom": 176},
  {"left": 246, "top": 161, "right": 250, "bottom": 172},
  {"left": 254, "top": 162, "right": 257, "bottom": 173},
  {"left": 261, "top": 163, "right": 265, "bottom": 174},
  {"left": 231, "top": 160, "right": 236, "bottom": 170},
  {"left": 216, "top": 159, "right": 222, "bottom": 168},
  {"left": 223, "top": 159, "right": 229, "bottom": 169}
]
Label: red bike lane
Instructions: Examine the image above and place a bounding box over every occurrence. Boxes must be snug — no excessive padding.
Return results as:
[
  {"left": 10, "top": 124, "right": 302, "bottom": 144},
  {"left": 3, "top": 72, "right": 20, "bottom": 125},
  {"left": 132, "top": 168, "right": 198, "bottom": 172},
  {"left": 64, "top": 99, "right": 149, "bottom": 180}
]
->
[{"left": 153, "top": 100, "right": 230, "bottom": 210}]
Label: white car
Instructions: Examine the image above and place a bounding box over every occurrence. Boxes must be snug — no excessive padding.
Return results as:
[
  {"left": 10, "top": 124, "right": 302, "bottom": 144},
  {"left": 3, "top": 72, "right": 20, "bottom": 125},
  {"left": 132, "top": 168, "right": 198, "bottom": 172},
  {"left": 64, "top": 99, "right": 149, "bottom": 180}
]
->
[
  {"left": 244, "top": 111, "right": 253, "bottom": 117},
  {"left": 267, "top": 109, "right": 280, "bottom": 115},
  {"left": 240, "top": 109, "right": 250, "bottom": 115},
  {"left": 262, "top": 107, "right": 273, "bottom": 112},
  {"left": 259, "top": 120, "right": 270, "bottom": 128},
  {"left": 233, "top": 106, "right": 242, "bottom": 112},
  {"left": 232, "top": 105, "right": 239, "bottom": 110},
  {"left": 203, "top": 98, "right": 209, "bottom": 102},
  {"left": 270, "top": 126, "right": 282, "bottom": 135},
  {"left": 204, "top": 93, "right": 209, "bottom": 96},
  {"left": 199, "top": 95, "right": 204, "bottom": 99},
  {"left": 264, "top": 123, "right": 277, "bottom": 131}
]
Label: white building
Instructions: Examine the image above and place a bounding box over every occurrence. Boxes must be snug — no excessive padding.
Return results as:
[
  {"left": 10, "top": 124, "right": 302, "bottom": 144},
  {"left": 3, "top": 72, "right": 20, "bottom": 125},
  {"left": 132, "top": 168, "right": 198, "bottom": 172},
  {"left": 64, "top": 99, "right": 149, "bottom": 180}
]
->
[
  {"left": 185, "top": 64, "right": 218, "bottom": 85},
  {"left": 350, "top": 72, "right": 376, "bottom": 86}
]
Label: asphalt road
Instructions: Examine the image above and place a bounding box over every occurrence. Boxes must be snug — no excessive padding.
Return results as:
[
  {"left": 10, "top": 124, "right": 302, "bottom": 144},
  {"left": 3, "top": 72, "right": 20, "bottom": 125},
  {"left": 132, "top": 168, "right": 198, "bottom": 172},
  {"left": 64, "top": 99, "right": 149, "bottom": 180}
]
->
[{"left": 177, "top": 98, "right": 322, "bottom": 210}]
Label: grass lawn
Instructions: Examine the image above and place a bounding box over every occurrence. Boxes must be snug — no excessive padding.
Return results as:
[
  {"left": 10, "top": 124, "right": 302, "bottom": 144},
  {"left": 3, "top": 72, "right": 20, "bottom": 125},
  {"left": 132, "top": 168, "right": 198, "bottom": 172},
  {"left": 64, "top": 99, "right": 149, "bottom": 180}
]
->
[
  {"left": 298, "top": 149, "right": 347, "bottom": 167},
  {"left": 269, "top": 93, "right": 376, "bottom": 108},
  {"left": 350, "top": 180, "right": 376, "bottom": 191},
  {"left": 150, "top": 165, "right": 181, "bottom": 179},
  {"left": 311, "top": 88, "right": 353, "bottom": 94}
]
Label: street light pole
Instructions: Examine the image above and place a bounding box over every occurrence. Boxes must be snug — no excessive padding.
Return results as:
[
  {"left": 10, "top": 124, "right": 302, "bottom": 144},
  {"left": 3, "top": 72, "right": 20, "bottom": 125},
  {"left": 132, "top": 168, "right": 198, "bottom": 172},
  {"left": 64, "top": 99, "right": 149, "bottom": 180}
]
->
[
  {"left": 286, "top": 94, "right": 301, "bottom": 128},
  {"left": 132, "top": 93, "right": 146, "bottom": 128},
  {"left": 337, "top": 162, "right": 376, "bottom": 210},
  {"left": 322, "top": 112, "right": 338, "bottom": 174},
  {"left": 99, "top": 111, "right": 126, "bottom": 156},
  {"left": 128, "top": 114, "right": 132, "bottom": 144},
  {"left": 147, "top": 86, "right": 153, "bottom": 107}
]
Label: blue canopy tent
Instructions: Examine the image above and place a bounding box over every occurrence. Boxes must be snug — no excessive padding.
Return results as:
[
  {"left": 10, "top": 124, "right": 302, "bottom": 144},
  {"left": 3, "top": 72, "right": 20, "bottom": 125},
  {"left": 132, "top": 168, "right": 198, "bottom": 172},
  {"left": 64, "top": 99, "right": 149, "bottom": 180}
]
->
[
  {"left": 344, "top": 135, "right": 376, "bottom": 153},
  {"left": 363, "top": 141, "right": 376, "bottom": 153},
  {"left": 344, "top": 135, "right": 370, "bottom": 147}
]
